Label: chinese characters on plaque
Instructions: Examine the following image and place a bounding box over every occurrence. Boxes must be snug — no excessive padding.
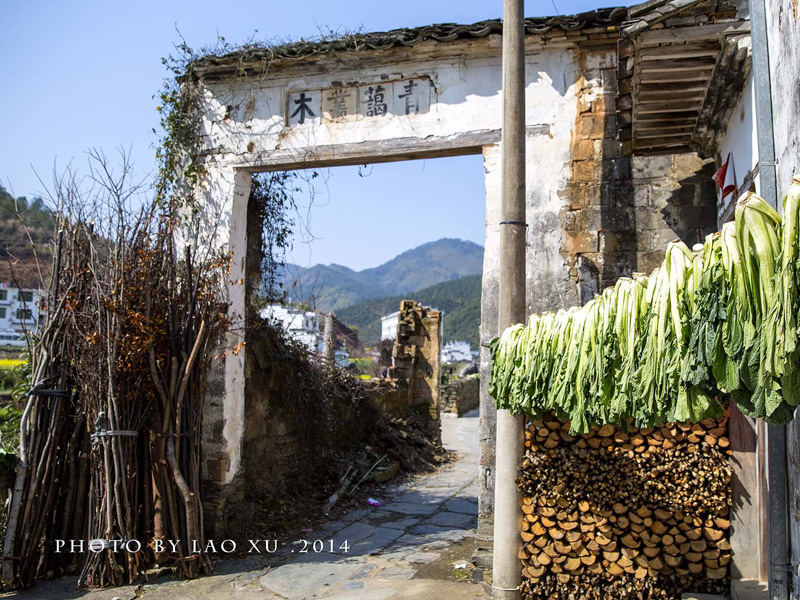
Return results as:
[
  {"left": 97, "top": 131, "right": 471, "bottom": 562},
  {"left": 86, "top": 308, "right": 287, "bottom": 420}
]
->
[{"left": 287, "top": 78, "right": 432, "bottom": 126}]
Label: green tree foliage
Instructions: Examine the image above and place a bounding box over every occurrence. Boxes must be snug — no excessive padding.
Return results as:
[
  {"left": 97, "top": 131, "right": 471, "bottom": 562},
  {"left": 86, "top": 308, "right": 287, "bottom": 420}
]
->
[
  {"left": 0, "top": 185, "right": 54, "bottom": 287},
  {"left": 337, "top": 274, "right": 481, "bottom": 348}
]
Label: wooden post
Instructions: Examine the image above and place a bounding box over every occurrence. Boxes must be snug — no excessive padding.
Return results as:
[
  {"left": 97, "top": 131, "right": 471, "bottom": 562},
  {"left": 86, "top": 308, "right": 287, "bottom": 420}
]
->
[{"left": 492, "top": 0, "right": 526, "bottom": 598}]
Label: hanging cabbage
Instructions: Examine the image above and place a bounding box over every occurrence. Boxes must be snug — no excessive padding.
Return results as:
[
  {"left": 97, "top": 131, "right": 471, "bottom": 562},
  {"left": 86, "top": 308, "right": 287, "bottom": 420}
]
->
[{"left": 489, "top": 177, "right": 800, "bottom": 432}]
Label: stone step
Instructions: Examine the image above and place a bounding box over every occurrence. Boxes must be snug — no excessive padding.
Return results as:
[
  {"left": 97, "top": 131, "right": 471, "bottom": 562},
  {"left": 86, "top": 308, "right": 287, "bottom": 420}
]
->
[
  {"left": 681, "top": 594, "right": 727, "bottom": 600},
  {"left": 470, "top": 547, "right": 493, "bottom": 569},
  {"left": 731, "top": 579, "right": 768, "bottom": 600}
]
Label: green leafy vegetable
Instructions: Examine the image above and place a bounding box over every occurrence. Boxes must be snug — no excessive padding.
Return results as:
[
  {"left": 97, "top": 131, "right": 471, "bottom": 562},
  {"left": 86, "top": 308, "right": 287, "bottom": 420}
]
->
[{"left": 490, "top": 177, "right": 800, "bottom": 431}]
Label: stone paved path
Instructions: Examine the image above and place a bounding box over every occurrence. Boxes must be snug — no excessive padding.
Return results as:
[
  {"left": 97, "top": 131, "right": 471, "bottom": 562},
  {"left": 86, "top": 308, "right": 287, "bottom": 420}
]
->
[{"left": 1, "top": 411, "right": 484, "bottom": 600}]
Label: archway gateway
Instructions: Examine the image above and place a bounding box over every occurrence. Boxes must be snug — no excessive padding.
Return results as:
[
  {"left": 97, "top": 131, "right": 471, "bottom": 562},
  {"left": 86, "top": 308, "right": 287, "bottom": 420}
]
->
[{"left": 188, "top": 7, "right": 754, "bottom": 580}]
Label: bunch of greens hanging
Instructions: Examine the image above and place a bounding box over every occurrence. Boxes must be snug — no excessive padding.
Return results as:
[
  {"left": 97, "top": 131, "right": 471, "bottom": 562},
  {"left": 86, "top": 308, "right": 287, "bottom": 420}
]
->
[{"left": 490, "top": 177, "right": 800, "bottom": 433}]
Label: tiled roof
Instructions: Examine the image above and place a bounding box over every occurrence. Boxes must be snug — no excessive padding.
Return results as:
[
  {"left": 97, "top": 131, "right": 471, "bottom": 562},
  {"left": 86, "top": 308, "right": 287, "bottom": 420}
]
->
[{"left": 192, "top": 8, "right": 628, "bottom": 72}]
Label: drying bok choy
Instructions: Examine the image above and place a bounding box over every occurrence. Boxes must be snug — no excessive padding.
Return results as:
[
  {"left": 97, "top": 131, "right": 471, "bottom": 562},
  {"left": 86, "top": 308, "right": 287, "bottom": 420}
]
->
[{"left": 490, "top": 177, "right": 800, "bottom": 432}]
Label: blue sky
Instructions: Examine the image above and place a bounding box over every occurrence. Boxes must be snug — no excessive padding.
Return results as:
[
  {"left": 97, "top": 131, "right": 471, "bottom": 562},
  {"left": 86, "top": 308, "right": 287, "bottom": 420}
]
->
[{"left": 1, "top": 0, "right": 632, "bottom": 271}]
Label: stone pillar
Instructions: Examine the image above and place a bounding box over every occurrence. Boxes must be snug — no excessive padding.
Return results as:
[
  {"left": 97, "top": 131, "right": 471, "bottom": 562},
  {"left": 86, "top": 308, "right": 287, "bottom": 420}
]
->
[
  {"left": 196, "top": 165, "right": 252, "bottom": 537},
  {"left": 479, "top": 144, "right": 501, "bottom": 525}
]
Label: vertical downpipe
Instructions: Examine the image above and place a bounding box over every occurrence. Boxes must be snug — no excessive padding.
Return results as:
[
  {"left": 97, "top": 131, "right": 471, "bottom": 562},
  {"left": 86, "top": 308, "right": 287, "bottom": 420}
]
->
[
  {"left": 750, "top": 0, "right": 791, "bottom": 598},
  {"left": 492, "top": 0, "right": 526, "bottom": 598}
]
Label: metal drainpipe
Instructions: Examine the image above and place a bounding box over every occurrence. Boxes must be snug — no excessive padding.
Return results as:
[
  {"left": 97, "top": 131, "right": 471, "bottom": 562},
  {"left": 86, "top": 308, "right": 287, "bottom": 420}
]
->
[
  {"left": 749, "top": 0, "right": 791, "bottom": 597},
  {"left": 492, "top": 0, "right": 526, "bottom": 598}
]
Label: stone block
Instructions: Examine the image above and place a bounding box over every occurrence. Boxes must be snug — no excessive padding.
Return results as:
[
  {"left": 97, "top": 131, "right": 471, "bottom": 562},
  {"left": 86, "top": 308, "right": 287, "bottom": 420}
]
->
[
  {"left": 576, "top": 207, "right": 602, "bottom": 231},
  {"left": 598, "top": 207, "right": 635, "bottom": 231},
  {"left": 633, "top": 155, "right": 672, "bottom": 181},
  {"left": 572, "top": 138, "right": 596, "bottom": 161},
  {"left": 650, "top": 228, "right": 691, "bottom": 251},
  {"left": 605, "top": 114, "right": 618, "bottom": 137},
  {"left": 637, "top": 251, "right": 667, "bottom": 274},
  {"left": 667, "top": 205, "right": 717, "bottom": 230},
  {"left": 695, "top": 179, "right": 718, "bottom": 206},
  {"left": 580, "top": 115, "right": 605, "bottom": 140},
  {"left": 673, "top": 152, "right": 709, "bottom": 176},
  {"left": 205, "top": 457, "right": 230, "bottom": 483},
  {"left": 577, "top": 93, "right": 593, "bottom": 114},
  {"left": 567, "top": 185, "right": 601, "bottom": 208},
  {"left": 652, "top": 183, "right": 697, "bottom": 208},
  {"left": 634, "top": 207, "right": 672, "bottom": 231},
  {"left": 601, "top": 68, "right": 618, "bottom": 92},
  {"left": 633, "top": 186, "right": 651, "bottom": 208},
  {"left": 600, "top": 231, "right": 641, "bottom": 253},
  {"left": 563, "top": 209, "right": 580, "bottom": 231},
  {"left": 731, "top": 579, "right": 768, "bottom": 600},
  {"left": 572, "top": 160, "right": 603, "bottom": 182},
  {"left": 601, "top": 137, "right": 623, "bottom": 158},
  {"left": 563, "top": 232, "right": 599, "bottom": 254}
]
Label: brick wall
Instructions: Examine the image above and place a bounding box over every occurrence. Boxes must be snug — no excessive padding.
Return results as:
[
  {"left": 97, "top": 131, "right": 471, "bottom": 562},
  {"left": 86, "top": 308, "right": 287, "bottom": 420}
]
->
[
  {"left": 441, "top": 376, "right": 480, "bottom": 416},
  {"left": 388, "top": 300, "right": 442, "bottom": 422},
  {"left": 562, "top": 50, "right": 718, "bottom": 301}
]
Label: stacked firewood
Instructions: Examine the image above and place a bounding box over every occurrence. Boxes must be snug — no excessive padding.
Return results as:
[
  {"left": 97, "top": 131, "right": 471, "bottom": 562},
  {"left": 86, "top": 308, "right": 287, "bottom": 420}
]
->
[{"left": 519, "top": 411, "right": 732, "bottom": 600}]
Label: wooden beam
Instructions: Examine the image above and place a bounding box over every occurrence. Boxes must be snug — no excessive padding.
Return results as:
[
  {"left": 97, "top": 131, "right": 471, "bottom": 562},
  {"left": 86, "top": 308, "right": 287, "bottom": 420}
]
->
[
  {"left": 637, "top": 110, "right": 699, "bottom": 121},
  {"left": 639, "top": 57, "right": 719, "bottom": 72},
  {"left": 639, "top": 81, "right": 708, "bottom": 93},
  {"left": 638, "top": 91, "right": 707, "bottom": 102},
  {"left": 636, "top": 129, "right": 694, "bottom": 139},
  {"left": 638, "top": 120, "right": 698, "bottom": 130},
  {"left": 637, "top": 102, "right": 703, "bottom": 113},
  {"left": 639, "top": 44, "right": 721, "bottom": 61},
  {"left": 640, "top": 70, "right": 714, "bottom": 83},
  {"left": 633, "top": 138, "right": 692, "bottom": 151},
  {"left": 638, "top": 21, "right": 751, "bottom": 46}
]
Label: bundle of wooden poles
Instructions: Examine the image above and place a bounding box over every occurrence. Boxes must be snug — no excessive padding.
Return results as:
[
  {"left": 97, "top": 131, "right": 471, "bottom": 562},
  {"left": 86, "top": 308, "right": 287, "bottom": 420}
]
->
[
  {"left": 519, "top": 410, "right": 732, "bottom": 600},
  {"left": 1, "top": 166, "right": 221, "bottom": 589}
]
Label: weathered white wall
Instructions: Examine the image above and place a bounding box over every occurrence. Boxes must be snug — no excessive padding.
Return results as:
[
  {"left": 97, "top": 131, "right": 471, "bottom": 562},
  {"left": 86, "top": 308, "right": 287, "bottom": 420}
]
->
[
  {"left": 765, "top": 1, "right": 800, "bottom": 594},
  {"left": 717, "top": 74, "right": 759, "bottom": 222},
  {"left": 195, "top": 43, "right": 585, "bottom": 498},
  {"left": 766, "top": 0, "right": 800, "bottom": 196},
  {"left": 197, "top": 49, "right": 579, "bottom": 169}
]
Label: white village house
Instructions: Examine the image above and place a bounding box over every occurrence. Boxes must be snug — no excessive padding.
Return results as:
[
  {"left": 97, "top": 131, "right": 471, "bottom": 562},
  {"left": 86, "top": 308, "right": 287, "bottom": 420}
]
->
[
  {"left": 441, "top": 340, "right": 473, "bottom": 364},
  {"left": 259, "top": 304, "right": 321, "bottom": 352},
  {"left": 380, "top": 311, "right": 400, "bottom": 341},
  {"left": 0, "top": 284, "right": 40, "bottom": 346}
]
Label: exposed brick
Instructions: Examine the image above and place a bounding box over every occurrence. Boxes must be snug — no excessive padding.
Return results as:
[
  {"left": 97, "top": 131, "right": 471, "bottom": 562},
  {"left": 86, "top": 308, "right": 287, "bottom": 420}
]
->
[
  {"left": 674, "top": 152, "right": 710, "bottom": 175},
  {"left": 206, "top": 457, "right": 230, "bottom": 483},
  {"left": 601, "top": 138, "right": 623, "bottom": 158},
  {"left": 577, "top": 94, "right": 593, "bottom": 114},
  {"left": 600, "top": 231, "right": 640, "bottom": 253},
  {"left": 573, "top": 139, "right": 596, "bottom": 161},
  {"left": 598, "top": 207, "right": 635, "bottom": 231},
  {"left": 580, "top": 115, "right": 606, "bottom": 140},
  {"left": 632, "top": 155, "right": 672, "bottom": 181},
  {"left": 563, "top": 232, "right": 599, "bottom": 254},
  {"left": 633, "top": 186, "right": 651, "bottom": 208},
  {"left": 567, "top": 185, "right": 602, "bottom": 208},
  {"left": 651, "top": 228, "right": 701, "bottom": 251},
  {"left": 601, "top": 68, "right": 619, "bottom": 93},
  {"left": 572, "top": 160, "right": 603, "bottom": 182},
  {"left": 695, "top": 180, "right": 718, "bottom": 206},
  {"left": 651, "top": 183, "right": 695, "bottom": 208},
  {"left": 563, "top": 209, "right": 581, "bottom": 231},
  {"left": 663, "top": 206, "right": 717, "bottom": 230},
  {"left": 604, "top": 115, "right": 619, "bottom": 137}
]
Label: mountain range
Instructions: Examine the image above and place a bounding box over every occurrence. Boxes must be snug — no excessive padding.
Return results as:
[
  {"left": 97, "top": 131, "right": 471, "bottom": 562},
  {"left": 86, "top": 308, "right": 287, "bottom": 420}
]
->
[{"left": 279, "top": 238, "right": 484, "bottom": 312}]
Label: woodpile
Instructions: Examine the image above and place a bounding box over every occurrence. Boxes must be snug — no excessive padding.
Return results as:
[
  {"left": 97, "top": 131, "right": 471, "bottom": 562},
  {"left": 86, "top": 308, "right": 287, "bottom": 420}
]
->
[{"left": 519, "top": 410, "right": 732, "bottom": 600}]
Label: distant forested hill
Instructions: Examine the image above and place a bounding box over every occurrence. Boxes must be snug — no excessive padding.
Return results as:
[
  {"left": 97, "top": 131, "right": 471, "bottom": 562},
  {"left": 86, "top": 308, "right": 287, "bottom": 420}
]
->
[
  {"left": 0, "top": 186, "right": 53, "bottom": 288},
  {"left": 336, "top": 274, "right": 481, "bottom": 348},
  {"left": 279, "top": 238, "right": 483, "bottom": 312}
]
